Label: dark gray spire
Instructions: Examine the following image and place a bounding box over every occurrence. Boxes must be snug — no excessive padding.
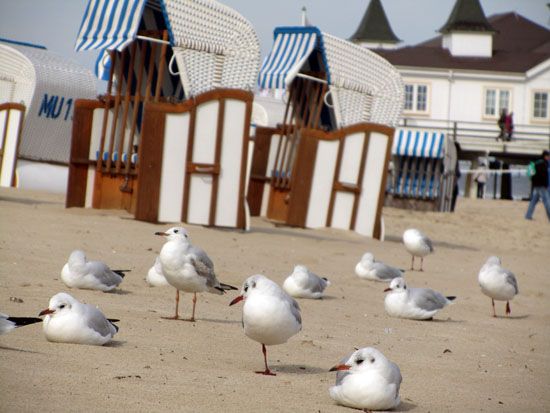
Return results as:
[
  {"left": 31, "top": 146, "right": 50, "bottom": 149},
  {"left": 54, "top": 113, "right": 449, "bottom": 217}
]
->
[
  {"left": 439, "top": 0, "right": 496, "bottom": 33},
  {"left": 349, "top": 0, "right": 401, "bottom": 44}
]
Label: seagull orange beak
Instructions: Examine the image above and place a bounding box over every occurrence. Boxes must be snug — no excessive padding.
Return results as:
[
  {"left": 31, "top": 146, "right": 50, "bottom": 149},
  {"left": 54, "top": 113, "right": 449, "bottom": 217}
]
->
[
  {"left": 155, "top": 232, "right": 168, "bottom": 236},
  {"left": 39, "top": 308, "right": 54, "bottom": 316},
  {"left": 329, "top": 364, "right": 351, "bottom": 372},
  {"left": 383, "top": 287, "right": 392, "bottom": 292},
  {"left": 229, "top": 295, "right": 244, "bottom": 306}
]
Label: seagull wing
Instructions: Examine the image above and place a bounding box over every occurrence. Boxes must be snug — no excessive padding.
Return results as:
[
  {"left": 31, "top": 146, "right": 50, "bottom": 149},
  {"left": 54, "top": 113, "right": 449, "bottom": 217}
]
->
[
  {"left": 504, "top": 269, "right": 519, "bottom": 294},
  {"left": 88, "top": 260, "right": 123, "bottom": 288},
  {"left": 83, "top": 304, "right": 117, "bottom": 337},
  {"left": 372, "top": 262, "right": 402, "bottom": 280},
  {"left": 410, "top": 287, "right": 448, "bottom": 311}
]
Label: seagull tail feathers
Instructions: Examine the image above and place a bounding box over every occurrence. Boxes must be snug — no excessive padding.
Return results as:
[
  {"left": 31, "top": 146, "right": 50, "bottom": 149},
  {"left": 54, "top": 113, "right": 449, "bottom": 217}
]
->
[{"left": 113, "top": 270, "right": 131, "bottom": 278}]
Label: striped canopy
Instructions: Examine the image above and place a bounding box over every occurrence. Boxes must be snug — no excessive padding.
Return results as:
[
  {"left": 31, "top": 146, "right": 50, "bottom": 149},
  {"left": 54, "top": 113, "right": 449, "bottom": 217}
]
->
[
  {"left": 392, "top": 129, "right": 445, "bottom": 158},
  {"left": 75, "top": 0, "right": 147, "bottom": 51},
  {"left": 258, "top": 27, "right": 322, "bottom": 90}
]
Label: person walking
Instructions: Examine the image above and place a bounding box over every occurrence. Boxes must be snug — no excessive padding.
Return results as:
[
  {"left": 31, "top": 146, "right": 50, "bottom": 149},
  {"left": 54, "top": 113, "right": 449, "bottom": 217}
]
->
[
  {"left": 525, "top": 150, "right": 550, "bottom": 221},
  {"left": 473, "top": 163, "right": 488, "bottom": 199},
  {"left": 505, "top": 112, "right": 514, "bottom": 141}
]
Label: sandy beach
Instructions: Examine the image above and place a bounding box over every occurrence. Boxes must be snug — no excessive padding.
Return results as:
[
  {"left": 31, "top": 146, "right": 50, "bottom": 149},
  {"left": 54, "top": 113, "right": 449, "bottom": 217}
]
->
[{"left": 0, "top": 187, "right": 549, "bottom": 412}]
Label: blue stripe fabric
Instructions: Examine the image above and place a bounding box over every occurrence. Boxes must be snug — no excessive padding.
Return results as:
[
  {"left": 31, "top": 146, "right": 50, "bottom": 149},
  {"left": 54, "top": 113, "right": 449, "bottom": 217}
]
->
[
  {"left": 392, "top": 129, "right": 445, "bottom": 158},
  {"left": 259, "top": 27, "right": 321, "bottom": 90},
  {"left": 75, "top": 0, "right": 147, "bottom": 52}
]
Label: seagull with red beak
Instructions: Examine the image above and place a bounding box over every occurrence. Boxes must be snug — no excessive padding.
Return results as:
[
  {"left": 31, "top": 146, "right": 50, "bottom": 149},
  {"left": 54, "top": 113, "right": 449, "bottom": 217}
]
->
[
  {"left": 155, "top": 227, "right": 237, "bottom": 321},
  {"left": 229, "top": 274, "right": 302, "bottom": 376},
  {"left": 329, "top": 347, "right": 402, "bottom": 411},
  {"left": 39, "top": 292, "right": 118, "bottom": 345}
]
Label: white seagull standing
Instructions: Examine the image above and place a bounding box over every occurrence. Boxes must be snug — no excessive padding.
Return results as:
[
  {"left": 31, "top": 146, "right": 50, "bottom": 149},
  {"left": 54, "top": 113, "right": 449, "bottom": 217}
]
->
[
  {"left": 355, "top": 253, "right": 404, "bottom": 282},
  {"left": 402, "top": 229, "right": 433, "bottom": 271},
  {"left": 146, "top": 256, "right": 169, "bottom": 287},
  {"left": 478, "top": 256, "right": 519, "bottom": 317},
  {"left": 0, "top": 313, "right": 42, "bottom": 335},
  {"left": 39, "top": 292, "right": 118, "bottom": 345},
  {"left": 155, "top": 227, "right": 237, "bottom": 321},
  {"left": 283, "top": 265, "right": 330, "bottom": 299},
  {"left": 384, "top": 277, "right": 455, "bottom": 320},
  {"left": 230, "top": 274, "right": 302, "bottom": 376},
  {"left": 329, "top": 347, "right": 402, "bottom": 411},
  {"left": 61, "top": 250, "right": 129, "bottom": 292}
]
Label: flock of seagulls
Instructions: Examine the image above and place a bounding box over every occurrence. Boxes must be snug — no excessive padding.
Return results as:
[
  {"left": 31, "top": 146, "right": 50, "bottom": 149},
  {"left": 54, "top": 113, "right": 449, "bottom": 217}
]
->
[{"left": 2, "top": 226, "right": 521, "bottom": 411}]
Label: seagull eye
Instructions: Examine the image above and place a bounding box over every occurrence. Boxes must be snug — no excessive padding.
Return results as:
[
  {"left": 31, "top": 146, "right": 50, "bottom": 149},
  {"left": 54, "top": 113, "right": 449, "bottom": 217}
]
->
[
  {"left": 370, "top": 358, "right": 375, "bottom": 363},
  {"left": 174, "top": 229, "right": 179, "bottom": 233},
  {"left": 244, "top": 285, "right": 248, "bottom": 292},
  {"left": 59, "top": 304, "right": 65, "bottom": 309},
  {"left": 356, "top": 359, "right": 364, "bottom": 365}
]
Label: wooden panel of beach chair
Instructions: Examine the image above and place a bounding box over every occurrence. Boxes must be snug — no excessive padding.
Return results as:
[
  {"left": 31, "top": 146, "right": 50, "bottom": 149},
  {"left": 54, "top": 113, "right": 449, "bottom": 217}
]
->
[
  {"left": 135, "top": 89, "right": 252, "bottom": 229},
  {"left": 0, "top": 103, "right": 25, "bottom": 188},
  {"left": 287, "top": 123, "right": 393, "bottom": 239}
]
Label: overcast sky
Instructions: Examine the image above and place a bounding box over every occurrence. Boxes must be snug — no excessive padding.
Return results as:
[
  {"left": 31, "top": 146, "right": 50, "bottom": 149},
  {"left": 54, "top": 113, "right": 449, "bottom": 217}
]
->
[{"left": 0, "top": 0, "right": 548, "bottom": 79}]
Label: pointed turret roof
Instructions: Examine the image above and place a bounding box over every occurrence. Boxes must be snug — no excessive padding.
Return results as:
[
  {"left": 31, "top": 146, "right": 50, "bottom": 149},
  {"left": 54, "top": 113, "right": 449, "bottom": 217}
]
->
[
  {"left": 439, "top": 0, "right": 496, "bottom": 33},
  {"left": 349, "top": 0, "right": 401, "bottom": 43}
]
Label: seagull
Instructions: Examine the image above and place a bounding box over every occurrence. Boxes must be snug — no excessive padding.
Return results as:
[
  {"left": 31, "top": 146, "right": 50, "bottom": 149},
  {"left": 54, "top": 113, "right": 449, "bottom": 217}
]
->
[
  {"left": 0, "top": 313, "right": 42, "bottom": 335},
  {"left": 282, "top": 265, "right": 330, "bottom": 299},
  {"left": 329, "top": 347, "right": 402, "bottom": 411},
  {"left": 355, "top": 253, "right": 404, "bottom": 282},
  {"left": 229, "top": 274, "right": 302, "bottom": 376},
  {"left": 384, "top": 277, "right": 455, "bottom": 320},
  {"left": 61, "top": 250, "right": 130, "bottom": 292},
  {"left": 155, "top": 227, "right": 237, "bottom": 321},
  {"left": 146, "top": 256, "right": 169, "bottom": 287},
  {"left": 402, "top": 229, "right": 433, "bottom": 271},
  {"left": 39, "top": 292, "right": 118, "bottom": 345},
  {"left": 478, "top": 256, "right": 519, "bottom": 317}
]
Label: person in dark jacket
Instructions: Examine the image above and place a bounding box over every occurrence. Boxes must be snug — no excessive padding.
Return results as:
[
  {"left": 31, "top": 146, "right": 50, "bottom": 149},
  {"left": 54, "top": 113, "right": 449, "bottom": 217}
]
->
[{"left": 525, "top": 150, "right": 550, "bottom": 221}]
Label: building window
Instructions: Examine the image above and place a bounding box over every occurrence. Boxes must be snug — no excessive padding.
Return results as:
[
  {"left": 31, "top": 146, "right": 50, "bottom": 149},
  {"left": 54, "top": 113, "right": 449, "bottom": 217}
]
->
[
  {"left": 533, "top": 91, "right": 549, "bottom": 120},
  {"left": 484, "top": 88, "right": 511, "bottom": 117},
  {"left": 403, "top": 83, "right": 429, "bottom": 114}
]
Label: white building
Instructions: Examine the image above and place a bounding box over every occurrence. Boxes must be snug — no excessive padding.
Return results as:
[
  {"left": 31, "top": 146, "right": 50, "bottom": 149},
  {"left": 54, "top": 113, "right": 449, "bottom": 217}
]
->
[{"left": 353, "top": 0, "right": 549, "bottom": 156}]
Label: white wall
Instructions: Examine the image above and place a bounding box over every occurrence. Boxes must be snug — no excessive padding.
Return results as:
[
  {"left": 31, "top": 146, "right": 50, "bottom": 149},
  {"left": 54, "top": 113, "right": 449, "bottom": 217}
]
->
[{"left": 443, "top": 33, "right": 493, "bottom": 58}]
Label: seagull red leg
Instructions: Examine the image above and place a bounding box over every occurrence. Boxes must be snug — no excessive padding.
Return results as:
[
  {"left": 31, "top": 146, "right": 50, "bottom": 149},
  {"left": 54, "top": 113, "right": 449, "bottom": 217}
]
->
[
  {"left": 189, "top": 292, "right": 197, "bottom": 322},
  {"left": 162, "top": 289, "right": 180, "bottom": 320},
  {"left": 491, "top": 298, "right": 496, "bottom": 318},
  {"left": 420, "top": 257, "right": 424, "bottom": 272},
  {"left": 410, "top": 256, "right": 415, "bottom": 271},
  {"left": 505, "top": 301, "right": 511, "bottom": 316},
  {"left": 255, "top": 344, "right": 276, "bottom": 376}
]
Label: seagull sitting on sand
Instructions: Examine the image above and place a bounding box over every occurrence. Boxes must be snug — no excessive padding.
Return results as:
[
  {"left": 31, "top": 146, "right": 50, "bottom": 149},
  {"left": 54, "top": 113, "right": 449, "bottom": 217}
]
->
[
  {"left": 0, "top": 313, "right": 42, "bottom": 335},
  {"left": 402, "top": 229, "right": 433, "bottom": 271},
  {"left": 146, "top": 256, "right": 169, "bottom": 287},
  {"left": 478, "top": 256, "right": 519, "bottom": 317},
  {"left": 155, "top": 227, "right": 237, "bottom": 322},
  {"left": 283, "top": 265, "right": 330, "bottom": 299},
  {"left": 230, "top": 274, "right": 302, "bottom": 376},
  {"left": 39, "top": 292, "right": 118, "bottom": 345},
  {"left": 355, "top": 253, "right": 403, "bottom": 282},
  {"left": 61, "top": 250, "right": 129, "bottom": 292},
  {"left": 329, "top": 347, "right": 402, "bottom": 411},
  {"left": 384, "top": 277, "right": 455, "bottom": 320}
]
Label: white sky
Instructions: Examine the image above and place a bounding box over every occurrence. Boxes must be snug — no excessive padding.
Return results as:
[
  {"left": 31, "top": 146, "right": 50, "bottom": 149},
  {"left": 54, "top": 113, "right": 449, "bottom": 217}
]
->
[{"left": 0, "top": 0, "right": 548, "bottom": 80}]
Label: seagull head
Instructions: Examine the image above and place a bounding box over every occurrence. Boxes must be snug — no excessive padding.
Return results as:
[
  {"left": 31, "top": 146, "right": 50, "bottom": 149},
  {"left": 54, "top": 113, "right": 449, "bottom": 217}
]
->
[
  {"left": 155, "top": 227, "right": 190, "bottom": 242},
  {"left": 229, "top": 274, "right": 273, "bottom": 306},
  {"left": 361, "top": 252, "right": 374, "bottom": 264},
  {"left": 330, "top": 347, "right": 387, "bottom": 373},
  {"left": 68, "top": 250, "right": 87, "bottom": 266},
  {"left": 39, "top": 292, "right": 77, "bottom": 317},
  {"left": 485, "top": 256, "right": 501, "bottom": 267},
  {"left": 384, "top": 277, "right": 407, "bottom": 293},
  {"left": 293, "top": 265, "right": 308, "bottom": 274}
]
